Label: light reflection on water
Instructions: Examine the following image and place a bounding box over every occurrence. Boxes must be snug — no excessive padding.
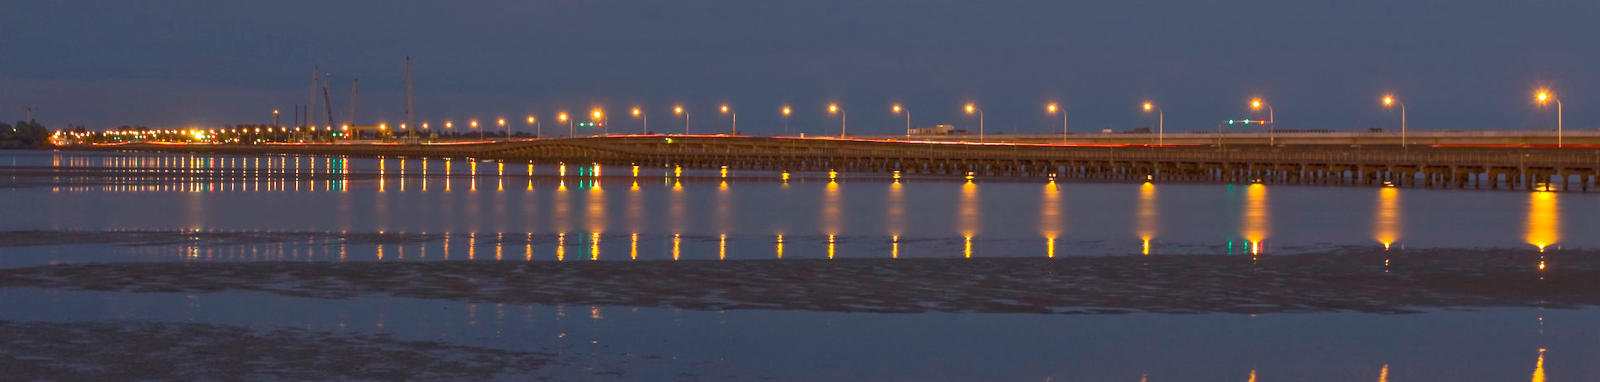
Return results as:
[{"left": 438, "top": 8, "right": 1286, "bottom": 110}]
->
[{"left": 0, "top": 151, "right": 1591, "bottom": 263}]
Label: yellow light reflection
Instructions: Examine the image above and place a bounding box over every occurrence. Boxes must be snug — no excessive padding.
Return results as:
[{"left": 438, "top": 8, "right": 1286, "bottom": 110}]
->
[
  {"left": 1047, "top": 237, "right": 1056, "bottom": 258},
  {"left": 964, "top": 235, "right": 973, "bottom": 258},
  {"left": 776, "top": 234, "right": 784, "bottom": 259},
  {"left": 822, "top": 180, "right": 841, "bottom": 239},
  {"left": 1531, "top": 348, "right": 1546, "bottom": 382},
  {"left": 1526, "top": 191, "right": 1559, "bottom": 252},
  {"left": 1374, "top": 187, "right": 1401, "bottom": 250},
  {"left": 719, "top": 234, "right": 727, "bottom": 260},
  {"left": 672, "top": 234, "right": 681, "bottom": 261},
  {"left": 958, "top": 182, "right": 979, "bottom": 240},
  {"left": 891, "top": 235, "right": 900, "bottom": 259},
  {"left": 590, "top": 232, "right": 601, "bottom": 261},
  {"left": 1136, "top": 182, "right": 1157, "bottom": 254},
  {"left": 629, "top": 233, "right": 638, "bottom": 260},
  {"left": 556, "top": 233, "right": 566, "bottom": 261},
  {"left": 1040, "top": 182, "right": 1061, "bottom": 243},
  {"left": 888, "top": 182, "right": 904, "bottom": 239},
  {"left": 828, "top": 234, "right": 836, "bottom": 259},
  {"left": 586, "top": 180, "right": 606, "bottom": 235},
  {"left": 1243, "top": 184, "right": 1270, "bottom": 255}
]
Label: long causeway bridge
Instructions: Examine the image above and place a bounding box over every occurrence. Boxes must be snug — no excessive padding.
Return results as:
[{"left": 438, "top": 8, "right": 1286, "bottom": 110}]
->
[{"left": 83, "top": 133, "right": 1600, "bottom": 192}]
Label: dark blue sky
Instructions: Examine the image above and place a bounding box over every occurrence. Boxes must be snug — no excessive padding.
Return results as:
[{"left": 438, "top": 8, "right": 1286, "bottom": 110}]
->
[{"left": 3, "top": 1, "right": 1595, "bottom": 134}]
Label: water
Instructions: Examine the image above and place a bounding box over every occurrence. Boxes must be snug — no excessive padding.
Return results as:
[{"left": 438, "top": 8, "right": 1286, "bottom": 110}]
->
[
  {"left": 0, "top": 150, "right": 1584, "bottom": 265},
  {"left": 0, "top": 149, "right": 1591, "bottom": 379},
  {"left": 0, "top": 288, "right": 1586, "bottom": 381}
]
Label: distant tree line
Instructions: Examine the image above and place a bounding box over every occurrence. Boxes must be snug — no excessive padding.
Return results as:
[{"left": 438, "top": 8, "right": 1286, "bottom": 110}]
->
[{"left": 0, "top": 120, "right": 52, "bottom": 149}]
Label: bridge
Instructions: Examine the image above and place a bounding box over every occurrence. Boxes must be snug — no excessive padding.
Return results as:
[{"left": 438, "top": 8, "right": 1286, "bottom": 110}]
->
[{"left": 79, "top": 131, "right": 1600, "bottom": 192}]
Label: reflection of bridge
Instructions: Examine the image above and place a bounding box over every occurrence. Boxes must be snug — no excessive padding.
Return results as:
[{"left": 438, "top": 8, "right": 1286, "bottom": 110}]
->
[{"left": 89, "top": 133, "right": 1600, "bottom": 191}]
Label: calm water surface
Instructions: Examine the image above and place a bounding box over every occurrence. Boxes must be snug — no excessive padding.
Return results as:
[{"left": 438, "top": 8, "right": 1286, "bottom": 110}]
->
[{"left": 0, "top": 150, "right": 1588, "bottom": 264}]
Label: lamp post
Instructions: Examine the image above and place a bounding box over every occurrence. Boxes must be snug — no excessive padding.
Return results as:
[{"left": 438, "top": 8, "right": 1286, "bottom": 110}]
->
[
  {"left": 674, "top": 106, "right": 688, "bottom": 134},
  {"left": 1142, "top": 102, "right": 1163, "bottom": 146},
  {"left": 1047, "top": 103, "right": 1066, "bottom": 143},
  {"left": 893, "top": 104, "right": 909, "bottom": 138},
  {"left": 471, "top": 120, "right": 481, "bottom": 140},
  {"left": 965, "top": 103, "right": 983, "bottom": 142},
  {"left": 781, "top": 106, "right": 792, "bottom": 135},
  {"left": 632, "top": 107, "right": 646, "bottom": 134},
  {"left": 1382, "top": 95, "right": 1406, "bottom": 148},
  {"left": 591, "top": 109, "right": 605, "bottom": 136},
  {"left": 1537, "top": 90, "right": 1563, "bottom": 148},
  {"left": 445, "top": 121, "right": 453, "bottom": 139},
  {"left": 497, "top": 118, "right": 507, "bottom": 140},
  {"left": 720, "top": 105, "right": 736, "bottom": 135},
  {"left": 1250, "top": 98, "right": 1274, "bottom": 146},
  {"left": 527, "top": 115, "right": 539, "bottom": 138},
  {"left": 829, "top": 103, "right": 846, "bottom": 137},
  {"left": 558, "top": 112, "right": 570, "bottom": 137}
]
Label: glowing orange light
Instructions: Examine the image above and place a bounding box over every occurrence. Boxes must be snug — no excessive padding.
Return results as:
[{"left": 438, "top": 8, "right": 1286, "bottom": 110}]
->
[
  {"left": 1142, "top": 102, "right": 1153, "bottom": 111},
  {"left": 965, "top": 104, "right": 975, "bottom": 114},
  {"left": 558, "top": 113, "right": 568, "bottom": 122},
  {"left": 674, "top": 106, "right": 683, "bottom": 114},
  {"left": 892, "top": 104, "right": 902, "bottom": 113},
  {"left": 631, "top": 108, "right": 640, "bottom": 116},
  {"left": 829, "top": 104, "right": 839, "bottom": 113},
  {"left": 1250, "top": 98, "right": 1263, "bottom": 110},
  {"left": 720, "top": 105, "right": 729, "bottom": 113},
  {"left": 1047, "top": 103, "right": 1058, "bottom": 113},
  {"left": 782, "top": 106, "right": 791, "bottom": 115},
  {"left": 1383, "top": 96, "right": 1394, "bottom": 106},
  {"left": 1536, "top": 90, "right": 1551, "bottom": 103}
]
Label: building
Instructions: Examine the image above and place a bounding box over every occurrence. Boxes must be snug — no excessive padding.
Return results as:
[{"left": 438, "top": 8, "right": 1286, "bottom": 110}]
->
[{"left": 910, "top": 124, "right": 958, "bottom": 135}]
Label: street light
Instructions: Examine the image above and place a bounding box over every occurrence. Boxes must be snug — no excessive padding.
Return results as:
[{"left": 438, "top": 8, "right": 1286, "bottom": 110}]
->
[
  {"left": 497, "top": 118, "right": 507, "bottom": 139},
  {"left": 965, "top": 103, "right": 984, "bottom": 142},
  {"left": 673, "top": 106, "right": 688, "bottom": 134},
  {"left": 527, "top": 115, "right": 540, "bottom": 138},
  {"left": 632, "top": 107, "right": 646, "bottom": 134},
  {"left": 558, "top": 112, "right": 570, "bottom": 137},
  {"left": 781, "top": 106, "right": 792, "bottom": 135},
  {"left": 829, "top": 103, "right": 846, "bottom": 137},
  {"left": 1047, "top": 103, "right": 1067, "bottom": 143},
  {"left": 1142, "top": 102, "right": 1163, "bottom": 146},
  {"left": 471, "top": 120, "right": 481, "bottom": 140},
  {"left": 1536, "top": 89, "right": 1563, "bottom": 148},
  {"left": 1250, "top": 98, "right": 1274, "bottom": 146},
  {"left": 892, "top": 104, "right": 910, "bottom": 137},
  {"left": 591, "top": 108, "right": 605, "bottom": 136},
  {"left": 1382, "top": 95, "right": 1406, "bottom": 148},
  {"left": 720, "top": 105, "right": 737, "bottom": 135}
]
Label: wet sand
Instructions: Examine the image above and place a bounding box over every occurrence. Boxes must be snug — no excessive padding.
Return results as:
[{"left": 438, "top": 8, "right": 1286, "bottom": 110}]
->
[
  {"left": 2, "top": 248, "right": 1590, "bottom": 315},
  {"left": 0, "top": 320, "right": 552, "bottom": 380}
]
